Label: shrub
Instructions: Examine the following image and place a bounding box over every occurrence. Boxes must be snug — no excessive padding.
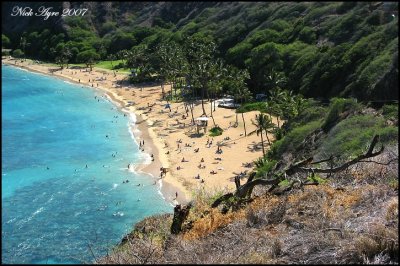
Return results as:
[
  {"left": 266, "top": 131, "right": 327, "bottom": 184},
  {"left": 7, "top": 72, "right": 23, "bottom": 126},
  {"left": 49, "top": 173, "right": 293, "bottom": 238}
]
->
[
  {"left": 319, "top": 115, "right": 398, "bottom": 159},
  {"left": 382, "top": 104, "right": 398, "bottom": 120},
  {"left": 255, "top": 158, "right": 277, "bottom": 178},
  {"left": 236, "top": 102, "right": 267, "bottom": 113},
  {"left": 12, "top": 49, "right": 24, "bottom": 58},
  {"left": 209, "top": 126, "right": 223, "bottom": 136},
  {"left": 286, "top": 102, "right": 328, "bottom": 130},
  {"left": 321, "top": 98, "right": 361, "bottom": 132},
  {"left": 268, "top": 120, "right": 321, "bottom": 159}
]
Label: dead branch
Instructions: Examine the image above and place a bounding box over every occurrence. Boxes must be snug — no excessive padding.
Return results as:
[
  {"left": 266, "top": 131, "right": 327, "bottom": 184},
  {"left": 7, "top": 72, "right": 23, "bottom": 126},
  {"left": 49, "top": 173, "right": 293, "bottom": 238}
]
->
[
  {"left": 358, "top": 158, "right": 397, "bottom": 166},
  {"left": 212, "top": 135, "right": 385, "bottom": 211},
  {"left": 296, "top": 135, "right": 384, "bottom": 174}
]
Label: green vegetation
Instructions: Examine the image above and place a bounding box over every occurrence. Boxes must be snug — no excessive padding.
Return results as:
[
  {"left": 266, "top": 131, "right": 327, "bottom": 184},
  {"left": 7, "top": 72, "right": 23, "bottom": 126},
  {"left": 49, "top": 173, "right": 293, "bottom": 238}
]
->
[
  {"left": 306, "top": 174, "right": 327, "bottom": 184},
  {"left": 2, "top": 2, "right": 397, "bottom": 102},
  {"left": 319, "top": 114, "right": 398, "bottom": 158},
  {"left": 382, "top": 104, "right": 398, "bottom": 120},
  {"left": 209, "top": 126, "right": 223, "bottom": 137},
  {"left": 321, "top": 98, "right": 362, "bottom": 132},
  {"left": 254, "top": 157, "right": 277, "bottom": 178},
  {"left": 2, "top": 34, "right": 10, "bottom": 48},
  {"left": 268, "top": 120, "right": 321, "bottom": 160},
  {"left": 236, "top": 102, "right": 268, "bottom": 113},
  {"left": 11, "top": 49, "right": 24, "bottom": 58},
  {"left": 76, "top": 50, "right": 100, "bottom": 71}
]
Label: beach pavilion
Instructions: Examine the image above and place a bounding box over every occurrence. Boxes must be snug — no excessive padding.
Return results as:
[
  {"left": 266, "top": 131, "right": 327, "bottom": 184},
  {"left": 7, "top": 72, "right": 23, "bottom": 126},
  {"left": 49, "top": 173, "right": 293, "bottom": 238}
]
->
[{"left": 195, "top": 116, "right": 209, "bottom": 134}]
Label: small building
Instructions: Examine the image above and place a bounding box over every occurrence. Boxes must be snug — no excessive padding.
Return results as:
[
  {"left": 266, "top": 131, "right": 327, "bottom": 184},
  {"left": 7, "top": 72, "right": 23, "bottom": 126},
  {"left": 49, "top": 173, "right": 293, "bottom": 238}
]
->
[{"left": 195, "top": 117, "right": 209, "bottom": 134}]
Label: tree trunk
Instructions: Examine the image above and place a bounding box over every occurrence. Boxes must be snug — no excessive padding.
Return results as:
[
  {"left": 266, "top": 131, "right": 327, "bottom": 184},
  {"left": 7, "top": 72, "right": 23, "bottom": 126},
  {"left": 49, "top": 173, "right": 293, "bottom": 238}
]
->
[
  {"left": 265, "top": 130, "right": 271, "bottom": 145},
  {"left": 210, "top": 96, "right": 214, "bottom": 123},
  {"left": 190, "top": 103, "right": 195, "bottom": 124},
  {"left": 161, "top": 81, "right": 165, "bottom": 99},
  {"left": 260, "top": 131, "right": 265, "bottom": 156},
  {"left": 211, "top": 115, "right": 216, "bottom": 127},
  {"left": 201, "top": 84, "right": 206, "bottom": 116},
  {"left": 242, "top": 113, "right": 247, "bottom": 136},
  {"left": 213, "top": 91, "right": 216, "bottom": 112}
]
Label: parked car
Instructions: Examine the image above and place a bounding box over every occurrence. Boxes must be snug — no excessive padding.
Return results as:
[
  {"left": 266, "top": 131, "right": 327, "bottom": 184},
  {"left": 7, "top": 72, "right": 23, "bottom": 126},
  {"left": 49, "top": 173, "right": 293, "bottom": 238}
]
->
[
  {"left": 256, "top": 94, "right": 267, "bottom": 101},
  {"left": 218, "top": 99, "right": 240, "bottom": 109}
]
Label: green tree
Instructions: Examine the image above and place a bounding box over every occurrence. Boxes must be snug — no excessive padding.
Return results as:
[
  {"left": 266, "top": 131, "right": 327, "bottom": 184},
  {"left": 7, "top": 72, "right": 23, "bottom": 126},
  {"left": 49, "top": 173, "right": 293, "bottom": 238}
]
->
[
  {"left": 249, "top": 113, "right": 270, "bottom": 156},
  {"left": 2, "top": 34, "right": 10, "bottom": 48},
  {"left": 185, "top": 36, "right": 217, "bottom": 116},
  {"left": 208, "top": 58, "right": 226, "bottom": 127},
  {"left": 12, "top": 49, "right": 24, "bottom": 58},
  {"left": 126, "top": 44, "right": 153, "bottom": 82},
  {"left": 262, "top": 115, "right": 276, "bottom": 146},
  {"left": 107, "top": 54, "right": 117, "bottom": 76},
  {"left": 245, "top": 42, "right": 283, "bottom": 91},
  {"left": 77, "top": 50, "right": 100, "bottom": 71},
  {"left": 19, "top": 34, "right": 29, "bottom": 61},
  {"left": 227, "top": 66, "right": 251, "bottom": 136}
]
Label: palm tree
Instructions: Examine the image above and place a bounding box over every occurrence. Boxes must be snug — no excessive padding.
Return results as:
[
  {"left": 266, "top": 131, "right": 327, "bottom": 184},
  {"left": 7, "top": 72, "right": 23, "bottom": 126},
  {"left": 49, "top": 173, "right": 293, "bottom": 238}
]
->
[
  {"left": 263, "top": 115, "right": 276, "bottom": 146},
  {"left": 235, "top": 85, "right": 252, "bottom": 137},
  {"left": 63, "top": 47, "right": 72, "bottom": 68},
  {"left": 226, "top": 66, "right": 251, "bottom": 135},
  {"left": 268, "top": 87, "right": 287, "bottom": 128},
  {"left": 107, "top": 54, "right": 116, "bottom": 76},
  {"left": 185, "top": 37, "right": 216, "bottom": 116},
  {"left": 19, "top": 35, "right": 29, "bottom": 61},
  {"left": 265, "top": 70, "right": 287, "bottom": 96},
  {"left": 249, "top": 113, "right": 269, "bottom": 156},
  {"left": 208, "top": 58, "right": 225, "bottom": 127}
]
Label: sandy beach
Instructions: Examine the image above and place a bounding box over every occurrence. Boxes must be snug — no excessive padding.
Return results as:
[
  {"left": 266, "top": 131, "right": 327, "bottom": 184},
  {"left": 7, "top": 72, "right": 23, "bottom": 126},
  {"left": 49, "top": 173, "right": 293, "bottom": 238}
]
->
[{"left": 2, "top": 58, "right": 277, "bottom": 205}]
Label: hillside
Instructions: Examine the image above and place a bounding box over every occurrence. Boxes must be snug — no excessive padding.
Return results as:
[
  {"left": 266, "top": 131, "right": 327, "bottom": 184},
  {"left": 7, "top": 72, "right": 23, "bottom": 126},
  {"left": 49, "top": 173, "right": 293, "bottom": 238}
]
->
[
  {"left": 2, "top": 1, "right": 398, "bottom": 101},
  {"left": 97, "top": 100, "right": 398, "bottom": 264}
]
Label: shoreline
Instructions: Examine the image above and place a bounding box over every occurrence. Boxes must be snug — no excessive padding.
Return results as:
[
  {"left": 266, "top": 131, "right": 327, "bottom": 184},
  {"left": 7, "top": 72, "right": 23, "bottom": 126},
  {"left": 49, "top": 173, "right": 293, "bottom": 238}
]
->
[
  {"left": 3, "top": 57, "right": 272, "bottom": 209},
  {"left": 2, "top": 59, "right": 190, "bottom": 205}
]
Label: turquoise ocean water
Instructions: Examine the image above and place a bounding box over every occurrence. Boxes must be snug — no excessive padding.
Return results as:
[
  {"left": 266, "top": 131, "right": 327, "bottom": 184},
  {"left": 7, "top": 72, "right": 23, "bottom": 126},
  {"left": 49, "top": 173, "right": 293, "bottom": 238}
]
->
[{"left": 1, "top": 65, "right": 172, "bottom": 264}]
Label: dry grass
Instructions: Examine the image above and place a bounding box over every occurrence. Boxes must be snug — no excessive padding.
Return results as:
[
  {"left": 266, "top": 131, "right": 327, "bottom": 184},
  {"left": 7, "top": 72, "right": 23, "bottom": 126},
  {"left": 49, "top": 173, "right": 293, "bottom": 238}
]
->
[
  {"left": 385, "top": 197, "right": 398, "bottom": 222},
  {"left": 183, "top": 193, "right": 281, "bottom": 240},
  {"left": 183, "top": 206, "right": 247, "bottom": 240},
  {"left": 354, "top": 223, "right": 398, "bottom": 262},
  {"left": 97, "top": 148, "right": 398, "bottom": 264}
]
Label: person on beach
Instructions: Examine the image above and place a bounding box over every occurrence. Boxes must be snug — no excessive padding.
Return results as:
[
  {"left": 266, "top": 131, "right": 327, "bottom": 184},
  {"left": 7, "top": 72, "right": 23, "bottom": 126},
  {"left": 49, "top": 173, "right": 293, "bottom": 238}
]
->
[
  {"left": 175, "top": 192, "right": 178, "bottom": 199},
  {"left": 127, "top": 164, "right": 130, "bottom": 169},
  {"left": 201, "top": 158, "right": 204, "bottom": 163}
]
